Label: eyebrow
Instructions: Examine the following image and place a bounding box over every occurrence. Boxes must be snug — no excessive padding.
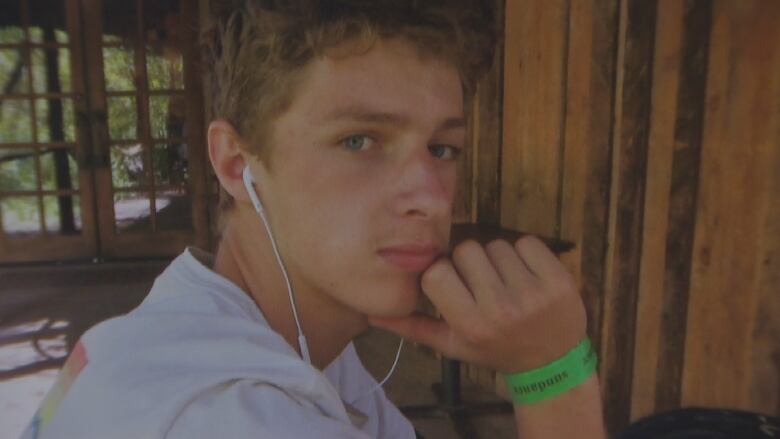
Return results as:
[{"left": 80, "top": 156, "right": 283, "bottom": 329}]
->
[{"left": 321, "top": 105, "right": 466, "bottom": 131}]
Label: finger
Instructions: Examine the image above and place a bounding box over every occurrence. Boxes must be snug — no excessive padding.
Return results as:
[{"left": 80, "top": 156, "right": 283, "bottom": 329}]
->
[
  {"left": 514, "top": 235, "right": 568, "bottom": 281},
  {"left": 420, "top": 259, "right": 484, "bottom": 334},
  {"left": 368, "top": 313, "right": 460, "bottom": 358},
  {"left": 450, "top": 240, "right": 506, "bottom": 305},
  {"left": 484, "top": 239, "right": 537, "bottom": 289}
]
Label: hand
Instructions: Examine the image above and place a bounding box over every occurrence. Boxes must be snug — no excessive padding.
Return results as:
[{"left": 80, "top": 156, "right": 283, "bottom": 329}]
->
[{"left": 369, "top": 236, "right": 587, "bottom": 373}]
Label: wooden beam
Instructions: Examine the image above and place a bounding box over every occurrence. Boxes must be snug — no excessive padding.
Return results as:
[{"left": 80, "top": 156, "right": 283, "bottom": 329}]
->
[
  {"left": 473, "top": 0, "right": 505, "bottom": 228},
  {"left": 652, "top": 0, "right": 712, "bottom": 413},
  {"left": 630, "top": 0, "right": 683, "bottom": 420},
  {"left": 682, "top": 0, "right": 780, "bottom": 413},
  {"left": 501, "top": 0, "right": 569, "bottom": 237},
  {"left": 559, "top": 0, "right": 619, "bottom": 363},
  {"left": 600, "top": 0, "right": 657, "bottom": 433}
]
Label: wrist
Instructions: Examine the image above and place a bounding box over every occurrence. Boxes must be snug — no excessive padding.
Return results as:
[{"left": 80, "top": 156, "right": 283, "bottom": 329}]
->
[
  {"left": 507, "top": 330, "right": 587, "bottom": 373},
  {"left": 503, "top": 337, "right": 598, "bottom": 405}
]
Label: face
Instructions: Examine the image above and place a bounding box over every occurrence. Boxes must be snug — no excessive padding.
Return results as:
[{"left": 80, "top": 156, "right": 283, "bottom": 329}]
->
[{"left": 248, "top": 38, "right": 464, "bottom": 317}]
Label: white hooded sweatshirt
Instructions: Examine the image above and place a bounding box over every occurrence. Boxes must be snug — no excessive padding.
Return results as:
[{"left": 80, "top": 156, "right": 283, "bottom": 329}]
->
[{"left": 22, "top": 247, "right": 415, "bottom": 439}]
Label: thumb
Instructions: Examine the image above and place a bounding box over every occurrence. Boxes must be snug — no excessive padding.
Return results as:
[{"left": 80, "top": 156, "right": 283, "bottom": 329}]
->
[{"left": 368, "top": 313, "right": 459, "bottom": 358}]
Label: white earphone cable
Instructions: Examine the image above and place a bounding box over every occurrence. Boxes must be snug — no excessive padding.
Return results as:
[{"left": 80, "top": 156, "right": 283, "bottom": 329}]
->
[
  {"left": 243, "top": 167, "right": 310, "bottom": 364},
  {"left": 350, "top": 337, "right": 404, "bottom": 405},
  {"left": 242, "top": 166, "right": 404, "bottom": 396}
]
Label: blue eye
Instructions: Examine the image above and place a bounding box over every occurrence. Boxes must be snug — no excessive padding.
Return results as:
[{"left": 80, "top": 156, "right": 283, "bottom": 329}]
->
[
  {"left": 343, "top": 135, "right": 374, "bottom": 151},
  {"left": 429, "top": 144, "right": 461, "bottom": 160}
]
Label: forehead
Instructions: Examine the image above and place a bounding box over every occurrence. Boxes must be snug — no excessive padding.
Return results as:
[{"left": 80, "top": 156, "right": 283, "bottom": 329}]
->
[{"left": 287, "top": 38, "right": 465, "bottom": 125}]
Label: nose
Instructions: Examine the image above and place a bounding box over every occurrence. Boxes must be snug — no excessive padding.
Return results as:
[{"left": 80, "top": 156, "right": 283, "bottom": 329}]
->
[{"left": 391, "top": 151, "right": 454, "bottom": 220}]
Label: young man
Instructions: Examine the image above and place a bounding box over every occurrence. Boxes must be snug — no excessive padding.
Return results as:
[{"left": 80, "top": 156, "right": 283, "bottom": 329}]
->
[{"left": 24, "top": 1, "right": 605, "bottom": 438}]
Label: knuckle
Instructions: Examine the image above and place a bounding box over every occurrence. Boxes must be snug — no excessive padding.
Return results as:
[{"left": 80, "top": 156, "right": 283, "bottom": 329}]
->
[
  {"left": 487, "top": 279, "right": 509, "bottom": 296},
  {"left": 551, "top": 272, "right": 578, "bottom": 295},
  {"left": 515, "top": 234, "right": 539, "bottom": 251},
  {"left": 453, "top": 239, "right": 481, "bottom": 262},
  {"left": 464, "top": 325, "right": 493, "bottom": 344},
  {"left": 494, "top": 300, "right": 522, "bottom": 327},
  {"left": 485, "top": 239, "right": 511, "bottom": 256},
  {"left": 421, "top": 260, "right": 449, "bottom": 289}
]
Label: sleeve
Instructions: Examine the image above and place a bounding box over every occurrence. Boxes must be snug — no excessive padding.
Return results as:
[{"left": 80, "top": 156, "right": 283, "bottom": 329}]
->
[{"left": 165, "top": 380, "right": 372, "bottom": 439}]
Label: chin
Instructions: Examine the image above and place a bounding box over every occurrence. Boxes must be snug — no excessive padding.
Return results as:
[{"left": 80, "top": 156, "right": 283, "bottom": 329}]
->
[{"left": 369, "top": 276, "right": 422, "bottom": 318}]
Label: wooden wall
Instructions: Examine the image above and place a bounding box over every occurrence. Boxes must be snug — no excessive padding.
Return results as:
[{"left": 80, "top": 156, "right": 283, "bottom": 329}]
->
[{"left": 459, "top": 0, "right": 780, "bottom": 434}]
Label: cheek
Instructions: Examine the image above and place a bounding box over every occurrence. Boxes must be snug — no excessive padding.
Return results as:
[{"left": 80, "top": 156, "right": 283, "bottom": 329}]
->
[{"left": 279, "top": 173, "right": 375, "bottom": 266}]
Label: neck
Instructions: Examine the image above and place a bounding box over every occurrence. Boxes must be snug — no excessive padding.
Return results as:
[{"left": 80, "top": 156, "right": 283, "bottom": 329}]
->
[{"left": 213, "top": 207, "right": 369, "bottom": 370}]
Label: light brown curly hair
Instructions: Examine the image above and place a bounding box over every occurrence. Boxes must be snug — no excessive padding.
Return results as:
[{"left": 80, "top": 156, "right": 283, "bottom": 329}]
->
[{"left": 201, "top": 0, "right": 497, "bottom": 210}]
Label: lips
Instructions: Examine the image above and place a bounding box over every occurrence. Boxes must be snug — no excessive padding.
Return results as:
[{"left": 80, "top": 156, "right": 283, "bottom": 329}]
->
[{"left": 377, "top": 244, "right": 443, "bottom": 272}]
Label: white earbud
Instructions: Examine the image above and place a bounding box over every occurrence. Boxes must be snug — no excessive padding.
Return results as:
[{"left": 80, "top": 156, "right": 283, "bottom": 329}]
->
[{"left": 242, "top": 165, "right": 266, "bottom": 215}]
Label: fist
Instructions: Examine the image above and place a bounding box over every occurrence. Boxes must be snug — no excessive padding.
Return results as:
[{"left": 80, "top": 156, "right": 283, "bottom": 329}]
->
[{"left": 370, "top": 236, "right": 587, "bottom": 373}]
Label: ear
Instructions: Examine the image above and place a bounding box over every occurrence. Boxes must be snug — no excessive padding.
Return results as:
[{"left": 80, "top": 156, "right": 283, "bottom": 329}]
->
[{"left": 207, "top": 119, "right": 254, "bottom": 204}]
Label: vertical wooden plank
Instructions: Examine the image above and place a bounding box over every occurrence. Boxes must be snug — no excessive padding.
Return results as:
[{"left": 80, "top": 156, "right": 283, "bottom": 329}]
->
[
  {"left": 469, "top": 0, "right": 505, "bottom": 395},
  {"left": 749, "top": 123, "right": 780, "bottom": 415},
  {"left": 630, "top": 0, "right": 683, "bottom": 420},
  {"left": 473, "top": 0, "right": 505, "bottom": 228},
  {"left": 66, "top": 0, "right": 98, "bottom": 255},
  {"left": 652, "top": 0, "right": 712, "bottom": 413},
  {"left": 501, "top": 0, "right": 568, "bottom": 237},
  {"left": 558, "top": 0, "right": 619, "bottom": 357},
  {"left": 81, "top": 0, "right": 115, "bottom": 257},
  {"left": 600, "top": 0, "right": 657, "bottom": 433},
  {"left": 181, "top": 0, "right": 210, "bottom": 250},
  {"left": 682, "top": 0, "right": 780, "bottom": 411},
  {"left": 135, "top": 0, "right": 156, "bottom": 231}
]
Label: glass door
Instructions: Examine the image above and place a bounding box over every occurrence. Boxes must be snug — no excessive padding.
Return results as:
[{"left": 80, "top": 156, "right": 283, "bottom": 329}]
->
[
  {"left": 0, "top": 0, "right": 208, "bottom": 263},
  {"left": 85, "top": 0, "right": 208, "bottom": 259},
  {"left": 0, "top": 0, "right": 97, "bottom": 263}
]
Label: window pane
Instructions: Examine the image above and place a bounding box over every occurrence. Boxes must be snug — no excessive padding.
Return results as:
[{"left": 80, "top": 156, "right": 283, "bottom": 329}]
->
[
  {"left": 153, "top": 142, "right": 188, "bottom": 186},
  {"left": 103, "top": 0, "right": 137, "bottom": 44},
  {"left": 143, "top": 0, "right": 180, "bottom": 43},
  {"left": 0, "top": 99, "right": 33, "bottom": 143},
  {"left": 0, "top": 148, "right": 37, "bottom": 191},
  {"left": 103, "top": 46, "right": 136, "bottom": 91},
  {"left": 0, "top": 49, "right": 30, "bottom": 93},
  {"left": 28, "top": 0, "right": 68, "bottom": 43},
  {"left": 103, "top": 34, "right": 122, "bottom": 44},
  {"left": 41, "top": 148, "right": 79, "bottom": 191},
  {"left": 35, "top": 98, "right": 76, "bottom": 143},
  {"left": 28, "top": 28, "right": 43, "bottom": 43},
  {"left": 149, "top": 95, "right": 184, "bottom": 139},
  {"left": 146, "top": 47, "right": 183, "bottom": 90},
  {"left": 1, "top": 196, "right": 41, "bottom": 237},
  {"left": 43, "top": 194, "right": 81, "bottom": 234},
  {"left": 32, "top": 48, "right": 72, "bottom": 94},
  {"left": 156, "top": 188, "right": 191, "bottom": 231},
  {"left": 55, "top": 29, "right": 69, "bottom": 44},
  {"left": 107, "top": 96, "right": 137, "bottom": 140},
  {"left": 0, "top": 27, "right": 25, "bottom": 44},
  {"left": 111, "top": 144, "right": 147, "bottom": 188},
  {"left": 0, "top": 3, "right": 24, "bottom": 44},
  {"left": 114, "top": 191, "right": 151, "bottom": 234}
]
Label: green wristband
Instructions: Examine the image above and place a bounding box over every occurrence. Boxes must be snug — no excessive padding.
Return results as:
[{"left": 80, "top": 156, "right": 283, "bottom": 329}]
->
[{"left": 503, "top": 338, "right": 598, "bottom": 405}]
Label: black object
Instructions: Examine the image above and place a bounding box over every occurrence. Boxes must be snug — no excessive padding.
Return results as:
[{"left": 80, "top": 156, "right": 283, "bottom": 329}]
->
[
  {"left": 617, "top": 407, "right": 780, "bottom": 439},
  {"left": 449, "top": 223, "right": 576, "bottom": 254}
]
